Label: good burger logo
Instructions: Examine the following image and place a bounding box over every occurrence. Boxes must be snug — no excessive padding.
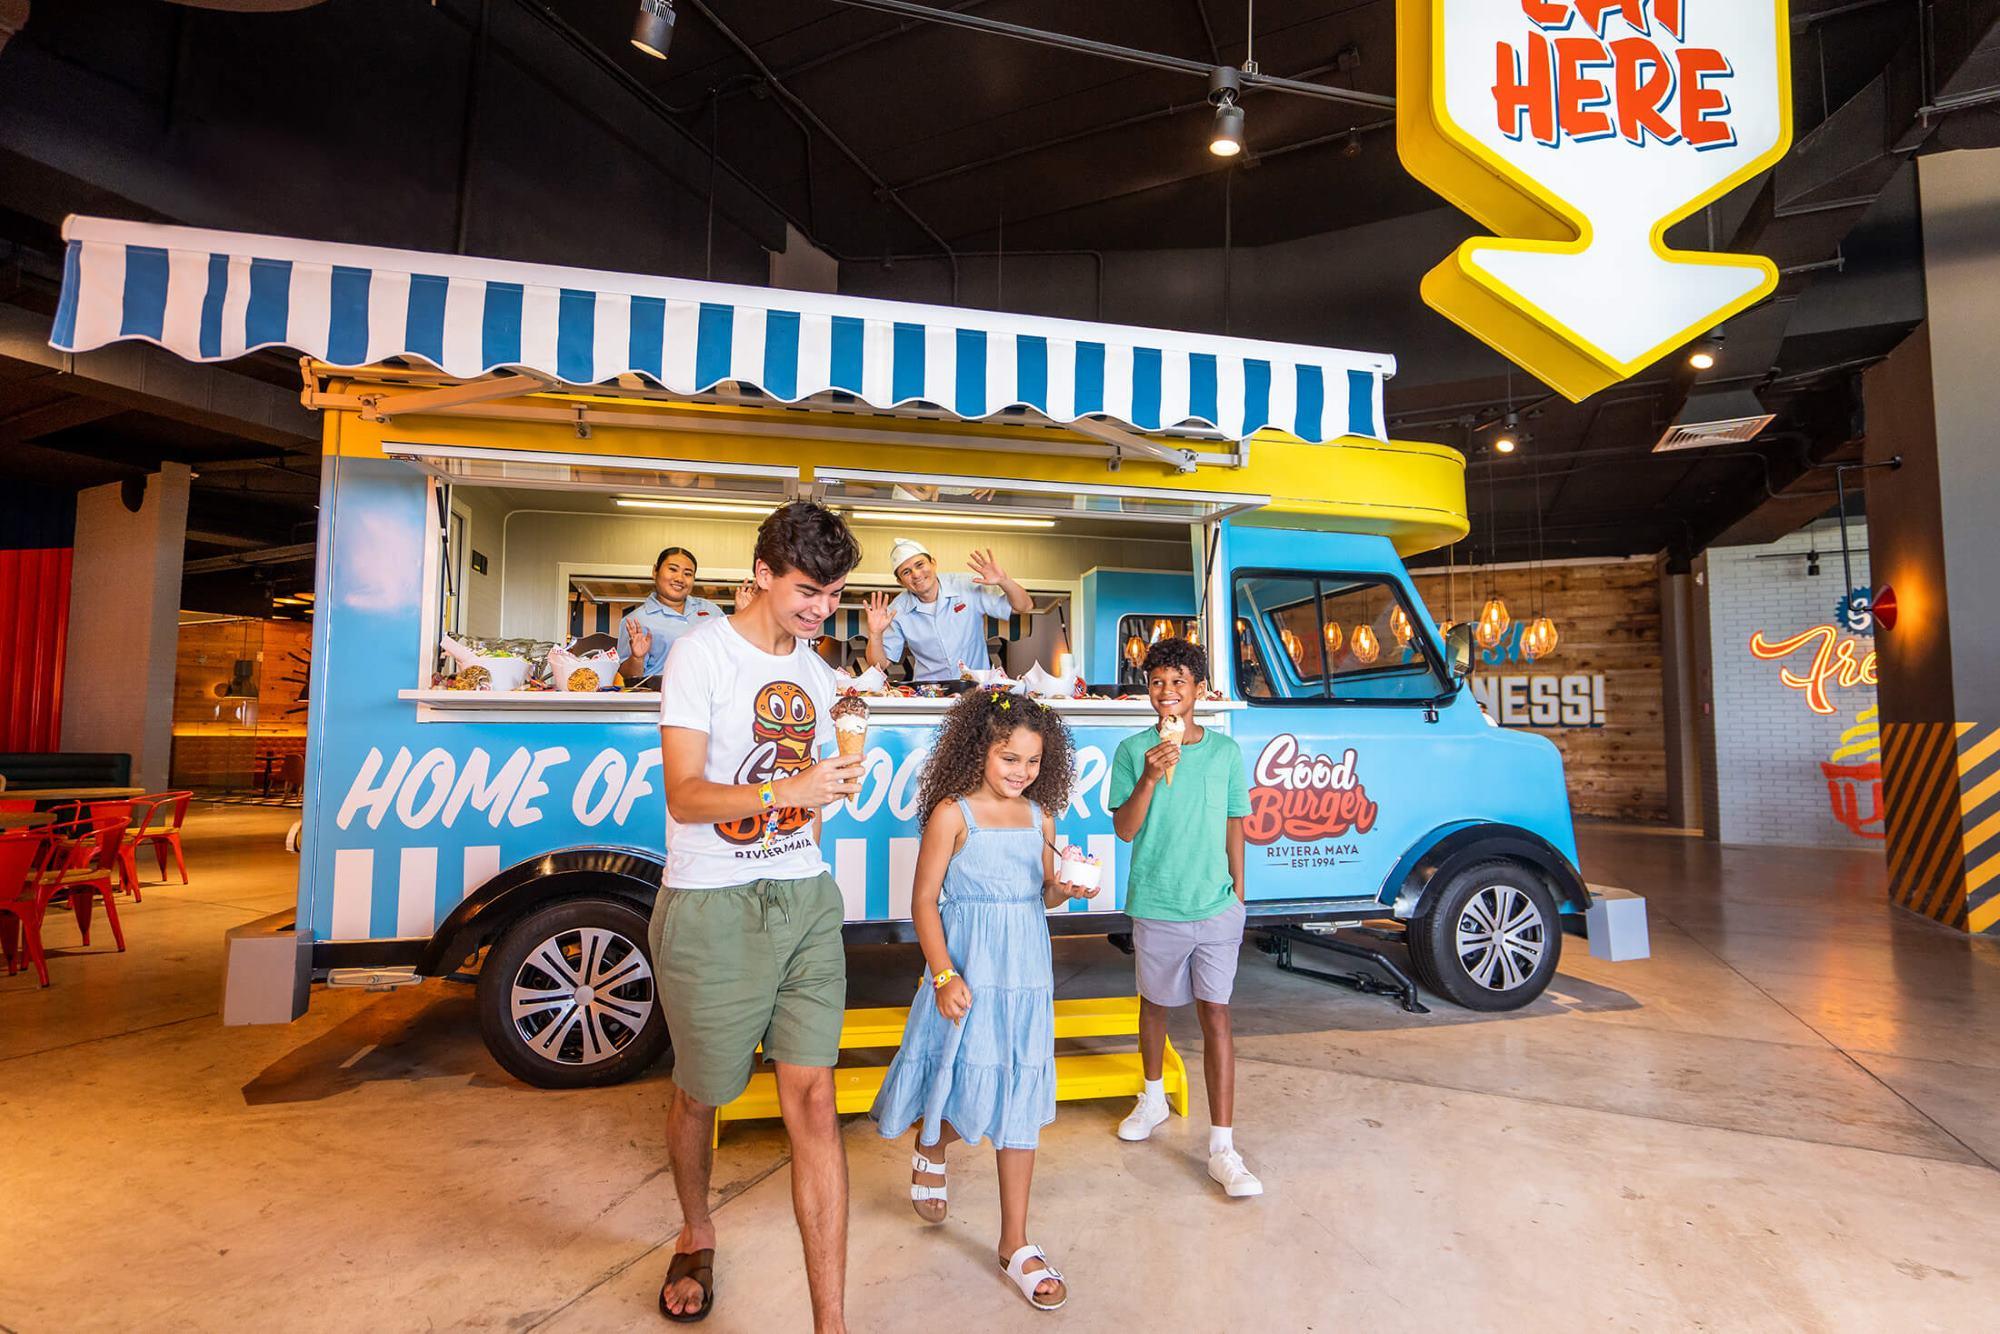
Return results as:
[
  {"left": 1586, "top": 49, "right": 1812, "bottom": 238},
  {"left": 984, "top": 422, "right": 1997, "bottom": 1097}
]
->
[{"left": 1244, "top": 735, "right": 1379, "bottom": 847}]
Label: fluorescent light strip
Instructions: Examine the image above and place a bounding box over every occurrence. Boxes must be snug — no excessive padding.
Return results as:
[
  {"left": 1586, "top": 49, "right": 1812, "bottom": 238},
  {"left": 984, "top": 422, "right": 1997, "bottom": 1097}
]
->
[
  {"left": 613, "top": 498, "right": 774, "bottom": 515},
  {"left": 846, "top": 511, "right": 1055, "bottom": 529}
]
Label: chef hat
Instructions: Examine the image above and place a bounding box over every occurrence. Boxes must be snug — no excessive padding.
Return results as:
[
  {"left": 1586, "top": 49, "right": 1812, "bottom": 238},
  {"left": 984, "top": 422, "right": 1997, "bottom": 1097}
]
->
[{"left": 889, "top": 538, "right": 931, "bottom": 577}]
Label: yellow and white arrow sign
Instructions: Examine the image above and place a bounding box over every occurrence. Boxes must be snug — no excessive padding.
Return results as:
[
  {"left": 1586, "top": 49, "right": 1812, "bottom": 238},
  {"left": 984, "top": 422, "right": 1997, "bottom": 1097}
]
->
[{"left": 1398, "top": 1, "right": 1794, "bottom": 402}]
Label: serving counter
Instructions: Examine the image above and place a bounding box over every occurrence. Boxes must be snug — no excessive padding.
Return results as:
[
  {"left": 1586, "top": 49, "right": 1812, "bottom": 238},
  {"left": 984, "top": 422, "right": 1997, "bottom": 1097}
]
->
[{"left": 399, "top": 689, "right": 1242, "bottom": 727}]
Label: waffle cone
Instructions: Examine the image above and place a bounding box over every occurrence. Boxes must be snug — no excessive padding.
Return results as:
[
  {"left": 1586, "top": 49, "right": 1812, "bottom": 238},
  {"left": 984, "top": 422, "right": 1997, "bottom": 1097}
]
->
[
  {"left": 836, "top": 728, "right": 867, "bottom": 758},
  {"left": 1162, "top": 760, "right": 1177, "bottom": 786}
]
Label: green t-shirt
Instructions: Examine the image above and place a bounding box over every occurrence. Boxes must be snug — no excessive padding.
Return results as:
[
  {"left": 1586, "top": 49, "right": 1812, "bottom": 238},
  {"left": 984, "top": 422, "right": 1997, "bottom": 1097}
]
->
[{"left": 1109, "top": 724, "right": 1251, "bottom": 922}]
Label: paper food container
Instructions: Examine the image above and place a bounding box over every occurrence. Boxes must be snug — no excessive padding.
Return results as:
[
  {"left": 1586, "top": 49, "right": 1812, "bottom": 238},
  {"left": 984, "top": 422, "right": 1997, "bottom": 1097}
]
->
[
  {"left": 440, "top": 635, "right": 533, "bottom": 692},
  {"left": 548, "top": 645, "right": 622, "bottom": 693}
]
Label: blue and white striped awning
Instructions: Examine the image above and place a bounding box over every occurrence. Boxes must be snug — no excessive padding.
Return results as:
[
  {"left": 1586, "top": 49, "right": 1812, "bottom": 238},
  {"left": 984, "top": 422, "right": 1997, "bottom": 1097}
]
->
[{"left": 50, "top": 216, "right": 1394, "bottom": 444}]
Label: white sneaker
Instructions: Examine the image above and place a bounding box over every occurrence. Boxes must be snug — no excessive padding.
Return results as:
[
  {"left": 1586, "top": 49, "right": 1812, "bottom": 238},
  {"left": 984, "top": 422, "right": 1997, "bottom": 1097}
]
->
[
  {"left": 1207, "top": 1148, "right": 1264, "bottom": 1197},
  {"left": 1117, "top": 1094, "right": 1170, "bottom": 1141}
]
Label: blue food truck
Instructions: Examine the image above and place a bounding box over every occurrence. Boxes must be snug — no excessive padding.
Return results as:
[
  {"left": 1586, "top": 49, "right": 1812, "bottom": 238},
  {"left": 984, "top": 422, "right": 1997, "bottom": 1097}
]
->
[{"left": 52, "top": 217, "right": 1645, "bottom": 1088}]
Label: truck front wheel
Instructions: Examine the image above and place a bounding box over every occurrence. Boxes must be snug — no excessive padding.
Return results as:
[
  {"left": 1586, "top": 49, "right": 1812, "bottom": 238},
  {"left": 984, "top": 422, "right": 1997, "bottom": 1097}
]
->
[
  {"left": 1406, "top": 860, "right": 1561, "bottom": 1011},
  {"left": 476, "top": 897, "right": 670, "bottom": 1088}
]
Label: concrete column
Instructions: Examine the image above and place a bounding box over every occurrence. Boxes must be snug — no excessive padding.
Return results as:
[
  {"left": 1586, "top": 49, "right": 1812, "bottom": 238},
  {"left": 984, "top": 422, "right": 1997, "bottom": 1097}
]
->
[
  {"left": 59, "top": 464, "right": 190, "bottom": 792},
  {"left": 1863, "top": 147, "right": 2000, "bottom": 934}
]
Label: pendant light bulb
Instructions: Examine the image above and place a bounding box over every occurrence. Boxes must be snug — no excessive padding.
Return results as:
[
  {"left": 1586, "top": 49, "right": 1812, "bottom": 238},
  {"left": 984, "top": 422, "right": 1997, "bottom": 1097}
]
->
[
  {"left": 1280, "top": 626, "right": 1304, "bottom": 665},
  {"left": 1475, "top": 597, "right": 1511, "bottom": 651},
  {"left": 1124, "top": 634, "right": 1147, "bottom": 668},
  {"left": 1351, "top": 623, "right": 1380, "bottom": 665},
  {"left": 1322, "top": 620, "right": 1343, "bottom": 655},
  {"left": 1390, "top": 605, "right": 1413, "bottom": 647},
  {"left": 1523, "top": 616, "right": 1560, "bottom": 661}
]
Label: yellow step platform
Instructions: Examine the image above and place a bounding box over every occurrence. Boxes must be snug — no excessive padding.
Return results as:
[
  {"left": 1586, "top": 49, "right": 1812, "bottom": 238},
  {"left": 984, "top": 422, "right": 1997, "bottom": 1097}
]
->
[{"left": 715, "top": 995, "right": 1188, "bottom": 1141}]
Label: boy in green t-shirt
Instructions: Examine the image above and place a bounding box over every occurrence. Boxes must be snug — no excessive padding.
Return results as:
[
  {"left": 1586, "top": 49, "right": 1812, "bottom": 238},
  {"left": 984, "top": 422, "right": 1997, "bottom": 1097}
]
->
[{"left": 1107, "top": 638, "right": 1262, "bottom": 1198}]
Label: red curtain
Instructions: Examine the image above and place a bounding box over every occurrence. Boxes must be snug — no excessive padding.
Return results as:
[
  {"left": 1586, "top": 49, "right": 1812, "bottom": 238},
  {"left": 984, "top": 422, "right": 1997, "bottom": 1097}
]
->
[{"left": 0, "top": 546, "right": 72, "bottom": 751}]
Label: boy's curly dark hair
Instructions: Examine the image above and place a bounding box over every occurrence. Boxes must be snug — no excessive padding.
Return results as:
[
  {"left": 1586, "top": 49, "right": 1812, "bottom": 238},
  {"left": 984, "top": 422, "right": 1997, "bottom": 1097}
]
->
[
  {"left": 1142, "top": 636, "right": 1208, "bottom": 684},
  {"left": 918, "top": 689, "right": 1076, "bottom": 824},
  {"left": 754, "top": 500, "right": 862, "bottom": 586}
]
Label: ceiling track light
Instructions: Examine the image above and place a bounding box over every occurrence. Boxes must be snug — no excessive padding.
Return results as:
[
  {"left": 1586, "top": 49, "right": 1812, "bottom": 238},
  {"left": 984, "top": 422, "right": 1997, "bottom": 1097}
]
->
[
  {"left": 631, "top": 0, "right": 676, "bottom": 60},
  {"left": 1493, "top": 409, "right": 1521, "bottom": 455},
  {"left": 1208, "top": 65, "right": 1245, "bottom": 158},
  {"left": 1687, "top": 331, "right": 1724, "bottom": 372}
]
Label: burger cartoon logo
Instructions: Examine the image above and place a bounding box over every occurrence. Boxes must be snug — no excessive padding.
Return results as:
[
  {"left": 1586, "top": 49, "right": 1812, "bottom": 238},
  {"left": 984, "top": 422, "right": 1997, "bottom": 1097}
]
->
[{"left": 716, "top": 680, "right": 820, "bottom": 847}]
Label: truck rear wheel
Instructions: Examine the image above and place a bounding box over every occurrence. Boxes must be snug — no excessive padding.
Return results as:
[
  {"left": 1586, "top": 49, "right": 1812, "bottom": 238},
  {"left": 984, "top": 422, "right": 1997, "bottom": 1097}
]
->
[
  {"left": 1406, "top": 860, "right": 1561, "bottom": 1011},
  {"left": 476, "top": 897, "right": 670, "bottom": 1088}
]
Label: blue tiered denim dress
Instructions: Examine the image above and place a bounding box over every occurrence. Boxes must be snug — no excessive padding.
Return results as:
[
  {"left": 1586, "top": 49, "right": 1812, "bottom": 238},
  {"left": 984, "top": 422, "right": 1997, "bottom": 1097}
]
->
[{"left": 870, "top": 798, "right": 1057, "bottom": 1151}]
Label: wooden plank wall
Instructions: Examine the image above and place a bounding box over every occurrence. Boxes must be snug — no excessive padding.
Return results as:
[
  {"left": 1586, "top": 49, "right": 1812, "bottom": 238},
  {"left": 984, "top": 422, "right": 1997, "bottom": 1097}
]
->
[
  {"left": 171, "top": 618, "right": 312, "bottom": 789},
  {"left": 1410, "top": 558, "right": 1668, "bottom": 823}
]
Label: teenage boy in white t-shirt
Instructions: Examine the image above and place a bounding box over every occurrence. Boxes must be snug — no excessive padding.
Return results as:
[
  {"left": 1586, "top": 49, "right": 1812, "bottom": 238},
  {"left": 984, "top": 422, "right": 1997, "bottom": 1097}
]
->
[{"left": 653, "top": 501, "right": 865, "bottom": 1331}]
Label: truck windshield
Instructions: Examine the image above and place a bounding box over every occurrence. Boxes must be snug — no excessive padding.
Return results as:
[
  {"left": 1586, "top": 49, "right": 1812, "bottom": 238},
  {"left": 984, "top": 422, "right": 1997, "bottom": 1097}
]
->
[{"left": 1234, "top": 572, "right": 1445, "bottom": 704}]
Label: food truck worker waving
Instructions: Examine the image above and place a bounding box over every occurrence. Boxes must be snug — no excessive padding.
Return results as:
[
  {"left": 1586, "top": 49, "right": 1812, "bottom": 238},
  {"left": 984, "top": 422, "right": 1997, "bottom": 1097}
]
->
[
  {"left": 618, "top": 546, "right": 726, "bottom": 681},
  {"left": 863, "top": 538, "right": 1032, "bottom": 682}
]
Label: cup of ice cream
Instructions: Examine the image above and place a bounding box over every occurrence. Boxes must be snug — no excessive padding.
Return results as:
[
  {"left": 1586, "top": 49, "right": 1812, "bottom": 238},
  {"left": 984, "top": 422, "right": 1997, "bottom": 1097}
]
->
[{"left": 1057, "top": 846, "right": 1103, "bottom": 891}]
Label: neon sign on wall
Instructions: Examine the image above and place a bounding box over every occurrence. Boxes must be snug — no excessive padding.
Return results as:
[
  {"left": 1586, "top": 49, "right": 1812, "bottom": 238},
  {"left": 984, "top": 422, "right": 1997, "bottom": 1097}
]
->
[{"left": 1747, "top": 624, "right": 1877, "bottom": 715}]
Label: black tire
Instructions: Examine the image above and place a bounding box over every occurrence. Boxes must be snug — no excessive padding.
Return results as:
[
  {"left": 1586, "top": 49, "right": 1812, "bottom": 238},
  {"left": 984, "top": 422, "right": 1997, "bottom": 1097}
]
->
[
  {"left": 476, "top": 896, "right": 671, "bottom": 1088},
  {"left": 1406, "top": 859, "right": 1562, "bottom": 1012}
]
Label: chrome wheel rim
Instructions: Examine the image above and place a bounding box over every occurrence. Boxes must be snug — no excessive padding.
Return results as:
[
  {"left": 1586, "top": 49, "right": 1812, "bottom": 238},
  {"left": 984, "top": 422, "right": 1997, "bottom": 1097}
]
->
[
  {"left": 1454, "top": 885, "right": 1546, "bottom": 993},
  {"left": 509, "top": 926, "right": 656, "bottom": 1066}
]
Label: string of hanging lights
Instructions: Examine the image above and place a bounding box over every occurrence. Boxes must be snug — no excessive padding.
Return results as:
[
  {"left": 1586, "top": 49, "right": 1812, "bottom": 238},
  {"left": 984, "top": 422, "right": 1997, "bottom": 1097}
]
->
[{"left": 1475, "top": 421, "right": 1511, "bottom": 651}]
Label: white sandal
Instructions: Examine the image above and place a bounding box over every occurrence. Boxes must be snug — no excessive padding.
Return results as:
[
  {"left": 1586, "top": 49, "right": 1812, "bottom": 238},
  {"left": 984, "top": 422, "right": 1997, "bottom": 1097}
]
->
[
  {"left": 1001, "top": 1244, "right": 1068, "bottom": 1312},
  {"left": 910, "top": 1150, "right": 948, "bottom": 1221}
]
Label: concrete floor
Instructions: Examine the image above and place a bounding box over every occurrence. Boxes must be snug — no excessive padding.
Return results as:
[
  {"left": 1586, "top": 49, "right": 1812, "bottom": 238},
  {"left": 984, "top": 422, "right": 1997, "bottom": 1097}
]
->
[{"left": 4, "top": 807, "right": 1998, "bottom": 1332}]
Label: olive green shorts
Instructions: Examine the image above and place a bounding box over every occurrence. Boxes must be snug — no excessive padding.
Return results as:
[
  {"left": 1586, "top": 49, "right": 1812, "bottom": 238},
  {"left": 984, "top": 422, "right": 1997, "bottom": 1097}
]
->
[{"left": 649, "top": 871, "right": 847, "bottom": 1108}]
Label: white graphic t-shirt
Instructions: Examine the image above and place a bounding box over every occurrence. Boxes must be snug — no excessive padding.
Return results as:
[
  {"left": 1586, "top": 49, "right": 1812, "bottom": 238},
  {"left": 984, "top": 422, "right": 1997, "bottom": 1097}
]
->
[{"left": 658, "top": 617, "right": 837, "bottom": 888}]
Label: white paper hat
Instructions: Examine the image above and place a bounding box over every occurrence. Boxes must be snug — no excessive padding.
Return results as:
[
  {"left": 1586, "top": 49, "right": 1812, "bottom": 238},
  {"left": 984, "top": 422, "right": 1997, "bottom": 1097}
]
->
[{"left": 889, "top": 538, "right": 931, "bottom": 577}]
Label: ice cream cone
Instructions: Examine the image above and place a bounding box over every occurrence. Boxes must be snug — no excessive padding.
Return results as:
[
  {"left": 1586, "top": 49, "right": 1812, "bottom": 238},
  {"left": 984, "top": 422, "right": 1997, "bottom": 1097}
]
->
[
  {"left": 832, "top": 694, "right": 870, "bottom": 760},
  {"left": 1158, "top": 715, "right": 1185, "bottom": 786}
]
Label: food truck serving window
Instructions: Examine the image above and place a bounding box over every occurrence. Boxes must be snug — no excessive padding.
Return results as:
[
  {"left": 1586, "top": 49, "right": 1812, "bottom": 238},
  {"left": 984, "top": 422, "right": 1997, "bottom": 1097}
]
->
[{"left": 1233, "top": 572, "right": 1444, "bottom": 705}]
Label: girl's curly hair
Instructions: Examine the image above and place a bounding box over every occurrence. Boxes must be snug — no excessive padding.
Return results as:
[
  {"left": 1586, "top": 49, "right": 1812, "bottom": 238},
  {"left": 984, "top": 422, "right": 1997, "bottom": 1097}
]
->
[{"left": 917, "top": 689, "right": 1076, "bottom": 824}]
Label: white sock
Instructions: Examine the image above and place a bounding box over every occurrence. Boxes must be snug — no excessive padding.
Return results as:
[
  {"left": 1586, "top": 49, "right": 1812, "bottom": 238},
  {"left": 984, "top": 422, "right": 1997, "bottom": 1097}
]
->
[
  {"left": 1209, "top": 1126, "right": 1234, "bottom": 1154},
  {"left": 1142, "top": 1078, "right": 1165, "bottom": 1104}
]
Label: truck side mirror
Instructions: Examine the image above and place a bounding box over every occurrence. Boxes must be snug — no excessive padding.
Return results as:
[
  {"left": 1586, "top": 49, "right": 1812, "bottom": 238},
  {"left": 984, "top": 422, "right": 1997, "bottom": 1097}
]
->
[{"left": 1445, "top": 623, "right": 1475, "bottom": 681}]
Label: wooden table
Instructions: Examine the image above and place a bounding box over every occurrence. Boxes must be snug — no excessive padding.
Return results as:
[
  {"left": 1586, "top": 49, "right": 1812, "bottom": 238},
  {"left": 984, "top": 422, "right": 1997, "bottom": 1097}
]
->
[
  {"left": 0, "top": 811, "right": 54, "bottom": 830},
  {"left": 0, "top": 786, "right": 146, "bottom": 801}
]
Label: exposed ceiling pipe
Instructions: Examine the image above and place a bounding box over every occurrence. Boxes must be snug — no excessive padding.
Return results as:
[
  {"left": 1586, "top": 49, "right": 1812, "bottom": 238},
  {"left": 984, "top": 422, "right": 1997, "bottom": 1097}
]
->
[{"left": 825, "top": 0, "right": 1395, "bottom": 111}]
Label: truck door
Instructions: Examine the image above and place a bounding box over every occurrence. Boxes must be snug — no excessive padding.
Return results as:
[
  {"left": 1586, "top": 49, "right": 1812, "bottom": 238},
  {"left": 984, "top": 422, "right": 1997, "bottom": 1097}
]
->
[{"left": 1226, "top": 564, "right": 1458, "bottom": 907}]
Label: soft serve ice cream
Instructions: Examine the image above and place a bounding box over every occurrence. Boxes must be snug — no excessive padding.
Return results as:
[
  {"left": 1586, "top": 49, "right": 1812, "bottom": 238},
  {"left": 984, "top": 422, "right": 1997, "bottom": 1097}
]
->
[{"left": 832, "top": 693, "right": 869, "bottom": 758}]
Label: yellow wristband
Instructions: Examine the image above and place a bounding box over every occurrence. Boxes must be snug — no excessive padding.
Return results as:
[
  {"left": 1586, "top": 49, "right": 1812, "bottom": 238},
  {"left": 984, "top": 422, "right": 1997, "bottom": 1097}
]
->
[
  {"left": 931, "top": 968, "right": 957, "bottom": 989},
  {"left": 758, "top": 781, "right": 777, "bottom": 808}
]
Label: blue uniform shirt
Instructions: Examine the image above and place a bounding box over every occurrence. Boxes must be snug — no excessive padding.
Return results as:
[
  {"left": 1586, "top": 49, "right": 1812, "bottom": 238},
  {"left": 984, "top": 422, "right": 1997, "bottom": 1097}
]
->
[
  {"left": 881, "top": 573, "right": 1014, "bottom": 680},
  {"left": 618, "top": 593, "right": 725, "bottom": 677}
]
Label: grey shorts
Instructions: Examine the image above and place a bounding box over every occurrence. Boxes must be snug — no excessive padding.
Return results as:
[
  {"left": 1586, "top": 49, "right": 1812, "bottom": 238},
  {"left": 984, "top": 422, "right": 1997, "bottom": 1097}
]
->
[{"left": 1131, "top": 898, "right": 1247, "bottom": 1007}]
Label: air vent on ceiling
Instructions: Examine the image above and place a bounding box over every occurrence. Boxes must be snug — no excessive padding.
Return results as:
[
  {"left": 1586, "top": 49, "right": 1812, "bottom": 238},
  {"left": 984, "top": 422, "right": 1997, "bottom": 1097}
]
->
[{"left": 1652, "top": 389, "right": 1777, "bottom": 453}]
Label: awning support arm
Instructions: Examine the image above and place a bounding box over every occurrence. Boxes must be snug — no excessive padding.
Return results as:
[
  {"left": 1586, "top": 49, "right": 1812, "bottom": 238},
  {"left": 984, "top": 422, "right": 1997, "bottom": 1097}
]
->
[
  {"left": 1065, "top": 418, "right": 1201, "bottom": 474},
  {"left": 358, "top": 371, "right": 560, "bottom": 421}
]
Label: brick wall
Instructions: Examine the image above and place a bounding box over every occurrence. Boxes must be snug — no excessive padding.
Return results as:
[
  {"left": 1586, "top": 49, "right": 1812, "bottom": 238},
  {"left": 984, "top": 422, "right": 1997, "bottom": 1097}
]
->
[{"left": 1705, "top": 519, "right": 1882, "bottom": 848}]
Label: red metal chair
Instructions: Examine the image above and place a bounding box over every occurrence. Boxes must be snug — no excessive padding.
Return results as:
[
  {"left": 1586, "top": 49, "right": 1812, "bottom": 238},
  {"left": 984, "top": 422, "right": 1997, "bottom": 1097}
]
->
[
  {"left": 43, "top": 816, "right": 130, "bottom": 959},
  {"left": 89, "top": 799, "right": 161, "bottom": 902},
  {"left": 0, "top": 832, "right": 55, "bottom": 985},
  {"left": 0, "top": 824, "right": 128, "bottom": 987},
  {"left": 137, "top": 790, "right": 194, "bottom": 884}
]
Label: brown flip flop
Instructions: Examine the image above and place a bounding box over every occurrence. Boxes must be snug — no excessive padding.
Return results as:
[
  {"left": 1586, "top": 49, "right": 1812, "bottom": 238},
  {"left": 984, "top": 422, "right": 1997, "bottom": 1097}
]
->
[{"left": 659, "top": 1248, "right": 715, "bottom": 1323}]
